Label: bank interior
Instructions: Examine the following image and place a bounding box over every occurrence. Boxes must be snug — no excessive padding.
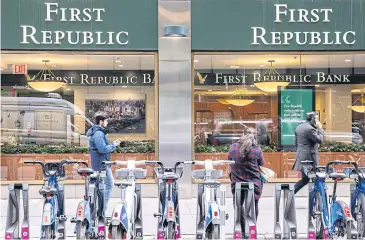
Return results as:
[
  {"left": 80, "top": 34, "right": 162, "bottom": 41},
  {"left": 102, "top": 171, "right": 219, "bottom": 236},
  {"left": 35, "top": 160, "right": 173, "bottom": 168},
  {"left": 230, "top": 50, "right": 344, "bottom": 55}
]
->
[{"left": 1, "top": 52, "right": 365, "bottom": 181}]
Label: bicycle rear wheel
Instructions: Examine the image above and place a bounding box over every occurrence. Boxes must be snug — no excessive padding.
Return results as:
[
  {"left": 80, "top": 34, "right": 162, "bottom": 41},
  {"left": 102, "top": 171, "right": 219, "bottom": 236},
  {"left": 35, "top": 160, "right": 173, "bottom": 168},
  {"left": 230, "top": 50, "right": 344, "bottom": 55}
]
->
[
  {"left": 356, "top": 192, "right": 365, "bottom": 238},
  {"left": 111, "top": 225, "right": 124, "bottom": 239},
  {"left": 314, "top": 192, "right": 324, "bottom": 239},
  {"left": 76, "top": 220, "right": 88, "bottom": 239}
]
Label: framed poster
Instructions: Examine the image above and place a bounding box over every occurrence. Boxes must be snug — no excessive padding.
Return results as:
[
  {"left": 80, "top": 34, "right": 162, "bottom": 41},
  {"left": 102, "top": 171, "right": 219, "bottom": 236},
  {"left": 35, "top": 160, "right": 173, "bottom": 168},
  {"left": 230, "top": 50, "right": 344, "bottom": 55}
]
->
[
  {"left": 278, "top": 86, "right": 315, "bottom": 150},
  {"left": 85, "top": 95, "right": 146, "bottom": 134}
]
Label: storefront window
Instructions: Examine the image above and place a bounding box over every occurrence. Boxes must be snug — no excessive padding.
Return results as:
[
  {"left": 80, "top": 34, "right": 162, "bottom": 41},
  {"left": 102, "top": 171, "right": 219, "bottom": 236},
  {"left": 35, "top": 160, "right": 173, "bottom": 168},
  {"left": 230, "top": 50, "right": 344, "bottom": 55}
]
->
[
  {"left": 193, "top": 53, "right": 365, "bottom": 178},
  {"left": 0, "top": 52, "right": 157, "bottom": 181}
]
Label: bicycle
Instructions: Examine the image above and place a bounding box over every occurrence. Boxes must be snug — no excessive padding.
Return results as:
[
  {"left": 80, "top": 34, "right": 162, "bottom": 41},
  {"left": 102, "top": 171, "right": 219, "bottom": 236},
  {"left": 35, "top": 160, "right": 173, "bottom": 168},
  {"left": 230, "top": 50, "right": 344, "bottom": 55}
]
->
[
  {"left": 192, "top": 159, "right": 234, "bottom": 240},
  {"left": 302, "top": 160, "right": 358, "bottom": 239},
  {"left": 71, "top": 161, "right": 112, "bottom": 239},
  {"left": 151, "top": 161, "right": 195, "bottom": 240},
  {"left": 107, "top": 160, "right": 155, "bottom": 240},
  {"left": 24, "top": 159, "right": 88, "bottom": 239},
  {"left": 345, "top": 164, "right": 365, "bottom": 238}
]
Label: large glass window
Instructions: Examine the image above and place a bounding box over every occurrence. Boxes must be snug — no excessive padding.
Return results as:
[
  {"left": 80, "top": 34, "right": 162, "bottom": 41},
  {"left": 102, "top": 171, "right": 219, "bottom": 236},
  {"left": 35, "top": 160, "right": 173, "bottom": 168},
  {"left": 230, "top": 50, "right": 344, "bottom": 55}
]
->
[
  {"left": 193, "top": 53, "right": 365, "bottom": 178},
  {"left": 1, "top": 52, "right": 157, "bottom": 181}
]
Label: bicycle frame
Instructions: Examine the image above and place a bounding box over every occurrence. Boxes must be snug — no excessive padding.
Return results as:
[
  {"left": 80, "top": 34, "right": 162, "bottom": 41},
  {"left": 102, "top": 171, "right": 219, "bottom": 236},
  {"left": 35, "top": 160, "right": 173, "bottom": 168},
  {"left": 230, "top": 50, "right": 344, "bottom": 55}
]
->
[
  {"left": 109, "top": 160, "right": 148, "bottom": 240},
  {"left": 73, "top": 162, "right": 107, "bottom": 239},
  {"left": 41, "top": 174, "right": 60, "bottom": 234},
  {"left": 193, "top": 160, "right": 233, "bottom": 239}
]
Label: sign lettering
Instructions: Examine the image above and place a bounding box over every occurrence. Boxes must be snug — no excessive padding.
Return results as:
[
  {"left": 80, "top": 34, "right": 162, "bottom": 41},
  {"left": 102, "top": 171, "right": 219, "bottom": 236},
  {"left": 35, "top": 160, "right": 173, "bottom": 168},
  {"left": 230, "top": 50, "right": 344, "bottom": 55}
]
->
[
  {"left": 251, "top": 4, "right": 356, "bottom": 46},
  {"left": 12, "top": 64, "right": 28, "bottom": 74},
  {"left": 21, "top": 2, "right": 129, "bottom": 45}
]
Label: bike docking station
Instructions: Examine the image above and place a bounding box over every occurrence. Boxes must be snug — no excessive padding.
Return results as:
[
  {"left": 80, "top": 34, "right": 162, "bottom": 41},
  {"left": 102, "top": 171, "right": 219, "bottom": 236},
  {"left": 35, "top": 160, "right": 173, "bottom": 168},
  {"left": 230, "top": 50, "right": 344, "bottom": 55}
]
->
[
  {"left": 57, "top": 184, "right": 67, "bottom": 239},
  {"left": 5, "top": 184, "right": 30, "bottom": 240},
  {"left": 135, "top": 183, "right": 143, "bottom": 239},
  {"left": 274, "top": 183, "right": 297, "bottom": 240},
  {"left": 233, "top": 182, "right": 257, "bottom": 240}
]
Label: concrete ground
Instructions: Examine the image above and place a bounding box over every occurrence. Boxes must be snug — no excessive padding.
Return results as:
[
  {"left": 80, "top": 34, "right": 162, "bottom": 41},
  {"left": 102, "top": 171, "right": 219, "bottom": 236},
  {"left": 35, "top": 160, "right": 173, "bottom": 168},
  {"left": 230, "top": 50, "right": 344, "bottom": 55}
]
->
[{"left": 0, "top": 196, "right": 352, "bottom": 239}]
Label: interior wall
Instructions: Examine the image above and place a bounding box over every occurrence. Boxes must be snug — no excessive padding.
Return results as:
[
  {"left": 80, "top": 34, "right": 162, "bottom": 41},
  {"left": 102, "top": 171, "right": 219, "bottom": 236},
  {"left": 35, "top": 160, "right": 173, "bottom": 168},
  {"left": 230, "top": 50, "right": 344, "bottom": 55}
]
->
[{"left": 72, "top": 85, "right": 156, "bottom": 141}]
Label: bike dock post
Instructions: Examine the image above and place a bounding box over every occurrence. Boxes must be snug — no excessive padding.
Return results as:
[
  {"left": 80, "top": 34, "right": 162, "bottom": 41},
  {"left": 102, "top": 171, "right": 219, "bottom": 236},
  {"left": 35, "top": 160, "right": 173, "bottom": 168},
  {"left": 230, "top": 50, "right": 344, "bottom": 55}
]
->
[
  {"left": 57, "top": 184, "right": 66, "bottom": 239},
  {"left": 196, "top": 183, "right": 205, "bottom": 239},
  {"left": 219, "top": 185, "right": 227, "bottom": 240},
  {"left": 274, "top": 183, "right": 297, "bottom": 240},
  {"left": 135, "top": 183, "right": 143, "bottom": 239},
  {"left": 98, "top": 182, "right": 106, "bottom": 238},
  {"left": 156, "top": 178, "right": 165, "bottom": 240},
  {"left": 234, "top": 182, "right": 257, "bottom": 240},
  {"left": 5, "top": 184, "right": 30, "bottom": 240}
]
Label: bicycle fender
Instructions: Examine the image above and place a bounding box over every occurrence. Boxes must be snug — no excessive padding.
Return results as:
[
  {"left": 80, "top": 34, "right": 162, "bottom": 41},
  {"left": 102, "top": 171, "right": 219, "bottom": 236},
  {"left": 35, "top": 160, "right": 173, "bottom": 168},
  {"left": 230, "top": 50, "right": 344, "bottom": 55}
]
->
[
  {"left": 42, "top": 203, "right": 53, "bottom": 226},
  {"left": 167, "top": 201, "right": 175, "bottom": 222},
  {"left": 75, "top": 201, "right": 90, "bottom": 222},
  {"left": 332, "top": 201, "right": 352, "bottom": 222}
]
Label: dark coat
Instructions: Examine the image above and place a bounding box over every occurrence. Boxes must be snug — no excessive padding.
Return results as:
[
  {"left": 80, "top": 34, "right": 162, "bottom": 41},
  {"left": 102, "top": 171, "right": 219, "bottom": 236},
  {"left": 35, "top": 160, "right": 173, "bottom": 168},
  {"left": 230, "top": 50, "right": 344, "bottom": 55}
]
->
[{"left": 292, "top": 121, "right": 324, "bottom": 171}]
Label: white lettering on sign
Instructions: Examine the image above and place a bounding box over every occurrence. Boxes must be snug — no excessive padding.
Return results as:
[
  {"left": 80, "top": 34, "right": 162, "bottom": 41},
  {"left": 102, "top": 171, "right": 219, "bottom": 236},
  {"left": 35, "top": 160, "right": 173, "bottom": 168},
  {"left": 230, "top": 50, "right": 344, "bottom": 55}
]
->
[
  {"left": 251, "top": 4, "right": 356, "bottom": 46},
  {"left": 20, "top": 2, "right": 129, "bottom": 45}
]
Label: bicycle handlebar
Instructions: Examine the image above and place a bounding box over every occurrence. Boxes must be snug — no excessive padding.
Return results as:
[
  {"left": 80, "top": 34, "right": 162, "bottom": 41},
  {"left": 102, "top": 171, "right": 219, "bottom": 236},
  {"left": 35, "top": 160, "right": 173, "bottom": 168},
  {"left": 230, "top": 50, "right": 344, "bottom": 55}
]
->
[
  {"left": 144, "top": 161, "right": 194, "bottom": 173},
  {"left": 193, "top": 160, "right": 234, "bottom": 166},
  {"left": 326, "top": 160, "right": 359, "bottom": 174},
  {"left": 24, "top": 159, "right": 88, "bottom": 177}
]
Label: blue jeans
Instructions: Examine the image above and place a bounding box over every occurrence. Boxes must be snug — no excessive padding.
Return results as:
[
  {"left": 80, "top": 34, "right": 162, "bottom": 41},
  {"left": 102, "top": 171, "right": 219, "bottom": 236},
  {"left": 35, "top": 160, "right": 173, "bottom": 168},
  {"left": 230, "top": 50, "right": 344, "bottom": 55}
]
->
[{"left": 104, "top": 167, "right": 114, "bottom": 210}]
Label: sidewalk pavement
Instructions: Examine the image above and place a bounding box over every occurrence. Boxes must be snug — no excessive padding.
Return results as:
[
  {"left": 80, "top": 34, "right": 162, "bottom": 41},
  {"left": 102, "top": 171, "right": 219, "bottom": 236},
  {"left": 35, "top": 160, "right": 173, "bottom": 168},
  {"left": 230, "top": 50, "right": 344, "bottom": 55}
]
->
[{"left": 0, "top": 196, "right": 351, "bottom": 239}]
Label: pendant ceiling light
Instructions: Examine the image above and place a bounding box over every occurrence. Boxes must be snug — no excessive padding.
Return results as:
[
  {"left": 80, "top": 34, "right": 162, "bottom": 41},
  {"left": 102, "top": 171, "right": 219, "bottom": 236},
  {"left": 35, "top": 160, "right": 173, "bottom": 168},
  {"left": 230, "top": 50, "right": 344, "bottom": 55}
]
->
[
  {"left": 254, "top": 60, "right": 290, "bottom": 93},
  {"left": 350, "top": 90, "right": 365, "bottom": 113},
  {"left": 221, "top": 88, "right": 254, "bottom": 107},
  {"left": 216, "top": 99, "right": 230, "bottom": 105},
  {"left": 25, "top": 60, "right": 66, "bottom": 92}
]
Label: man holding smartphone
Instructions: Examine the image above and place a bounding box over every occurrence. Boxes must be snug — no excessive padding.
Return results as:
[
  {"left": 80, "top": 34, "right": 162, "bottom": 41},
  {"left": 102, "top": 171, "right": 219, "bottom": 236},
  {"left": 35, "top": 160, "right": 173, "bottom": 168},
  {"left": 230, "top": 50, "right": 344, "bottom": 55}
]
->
[
  {"left": 86, "top": 115, "right": 121, "bottom": 211},
  {"left": 293, "top": 112, "right": 325, "bottom": 194}
]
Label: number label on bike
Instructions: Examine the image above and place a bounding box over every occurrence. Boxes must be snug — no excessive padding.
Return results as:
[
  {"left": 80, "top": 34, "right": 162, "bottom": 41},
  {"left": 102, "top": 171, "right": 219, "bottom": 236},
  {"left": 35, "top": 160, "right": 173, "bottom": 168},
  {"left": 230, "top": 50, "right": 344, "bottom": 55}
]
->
[{"left": 344, "top": 206, "right": 351, "bottom": 217}]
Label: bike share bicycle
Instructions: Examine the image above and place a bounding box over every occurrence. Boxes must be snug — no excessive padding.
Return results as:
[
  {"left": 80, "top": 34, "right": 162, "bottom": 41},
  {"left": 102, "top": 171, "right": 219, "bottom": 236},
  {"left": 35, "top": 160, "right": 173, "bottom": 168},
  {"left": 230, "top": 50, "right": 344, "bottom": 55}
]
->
[
  {"left": 71, "top": 161, "right": 113, "bottom": 239},
  {"left": 346, "top": 163, "right": 365, "bottom": 238},
  {"left": 24, "top": 159, "right": 88, "bottom": 239},
  {"left": 302, "top": 160, "right": 358, "bottom": 239},
  {"left": 107, "top": 160, "right": 156, "bottom": 240},
  {"left": 192, "top": 160, "right": 234, "bottom": 240},
  {"left": 152, "top": 161, "right": 194, "bottom": 240}
]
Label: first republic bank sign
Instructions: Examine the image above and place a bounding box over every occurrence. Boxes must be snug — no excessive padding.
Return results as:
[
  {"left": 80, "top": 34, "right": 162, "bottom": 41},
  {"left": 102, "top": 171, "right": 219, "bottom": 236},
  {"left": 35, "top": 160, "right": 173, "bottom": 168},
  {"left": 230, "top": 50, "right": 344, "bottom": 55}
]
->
[
  {"left": 251, "top": 4, "right": 356, "bottom": 45},
  {"left": 20, "top": 2, "right": 129, "bottom": 45}
]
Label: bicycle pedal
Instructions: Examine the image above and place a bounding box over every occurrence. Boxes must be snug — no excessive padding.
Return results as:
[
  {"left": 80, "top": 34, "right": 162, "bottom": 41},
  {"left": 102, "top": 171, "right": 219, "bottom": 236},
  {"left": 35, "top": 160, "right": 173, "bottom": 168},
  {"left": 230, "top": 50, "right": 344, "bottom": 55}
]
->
[
  {"left": 70, "top": 217, "right": 76, "bottom": 223},
  {"left": 59, "top": 215, "right": 67, "bottom": 222},
  {"left": 154, "top": 213, "right": 162, "bottom": 218}
]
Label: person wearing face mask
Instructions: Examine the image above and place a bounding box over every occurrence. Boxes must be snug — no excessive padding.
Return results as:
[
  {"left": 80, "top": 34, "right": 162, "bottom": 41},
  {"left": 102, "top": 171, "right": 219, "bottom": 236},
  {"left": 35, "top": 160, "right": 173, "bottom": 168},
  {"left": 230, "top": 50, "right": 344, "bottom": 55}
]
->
[
  {"left": 86, "top": 115, "right": 121, "bottom": 213},
  {"left": 293, "top": 112, "right": 324, "bottom": 194}
]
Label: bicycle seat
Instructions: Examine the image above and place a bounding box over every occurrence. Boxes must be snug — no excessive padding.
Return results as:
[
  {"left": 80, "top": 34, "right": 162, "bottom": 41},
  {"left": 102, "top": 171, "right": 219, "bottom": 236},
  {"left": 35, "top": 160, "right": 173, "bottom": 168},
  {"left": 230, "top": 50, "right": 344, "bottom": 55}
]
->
[
  {"left": 161, "top": 172, "right": 180, "bottom": 180},
  {"left": 316, "top": 172, "right": 327, "bottom": 179},
  {"left": 115, "top": 181, "right": 133, "bottom": 188},
  {"left": 329, "top": 172, "right": 347, "bottom": 180},
  {"left": 77, "top": 168, "right": 94, "bottom": 176},
  {"left": 39, "top": 187, "right": 57, "bottom": 196}
]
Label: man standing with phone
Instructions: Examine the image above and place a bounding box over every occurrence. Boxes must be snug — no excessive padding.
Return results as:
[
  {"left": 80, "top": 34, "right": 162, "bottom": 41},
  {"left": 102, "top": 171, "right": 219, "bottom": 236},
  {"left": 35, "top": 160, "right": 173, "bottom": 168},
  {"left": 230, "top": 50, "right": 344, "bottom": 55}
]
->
[
  {"left": 293, "top": 112, "right": 325, "bottom": 194},
  {"left": 86, "top": 115, "right": 121, "bottom": 212}
]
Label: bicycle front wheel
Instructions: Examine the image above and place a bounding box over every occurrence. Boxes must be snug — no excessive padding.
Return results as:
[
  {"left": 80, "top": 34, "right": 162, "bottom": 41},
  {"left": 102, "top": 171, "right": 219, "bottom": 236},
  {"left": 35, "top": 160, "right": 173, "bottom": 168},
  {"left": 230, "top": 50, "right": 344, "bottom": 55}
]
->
[
  {"left": 356, "top": 192, "right": 365, "bottom": 238},
  {"left": 76, "top": 220, "right": 88, "bottom": 239},
  {"left": 167, "top": 222, "right": 176, "bottom": 240},
  {"left": 42, "top": 226, "right": 52, "bottom": 240},
  {"left": 314, "top": 192, "right": 324, "bottom": 239},
  {"left": 211, "top": 224, "right": 220, "bottom": 240}
]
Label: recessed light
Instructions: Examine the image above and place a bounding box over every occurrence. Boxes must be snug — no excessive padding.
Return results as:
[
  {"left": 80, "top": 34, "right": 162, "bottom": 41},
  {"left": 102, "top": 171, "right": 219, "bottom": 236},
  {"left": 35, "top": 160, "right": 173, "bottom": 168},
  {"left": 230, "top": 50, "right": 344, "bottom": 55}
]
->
[
  {"left": 66, "top": 88, "right": 71, "bottom": 91},
  {"left": 230, "top": 65, "right": 240, "bottom": 69},
  {"left": 116, "top": 58, "right": 122, "bottom": 63},
  {"left": 345, "top": 59, "right": 351, "bottom": 62},
  {"left": 194, "top": 59, "right": 199, "bottom": 63},
  {"left": 260, "top": 65, "right": 265, "bottom": 67},
  {"left": 52, "top": 64, "right": 57, "bottom": 67},
  {"left": 122, "top": 86, "right": 127, "bottom": 88},
  {"left": 208, "top": 90, "right": 212, "bottom": 92},
  {"left": 118, "top": 64, "right": 124, "bottom": 67},
  {"left": 315, "top": 85, "right": 320, "bottom": 87}
]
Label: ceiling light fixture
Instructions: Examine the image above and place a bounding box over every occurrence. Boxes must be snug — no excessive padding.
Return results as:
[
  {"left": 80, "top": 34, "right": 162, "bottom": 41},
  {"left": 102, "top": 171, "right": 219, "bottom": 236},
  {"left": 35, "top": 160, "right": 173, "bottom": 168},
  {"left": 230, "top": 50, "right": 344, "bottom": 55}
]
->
[
  {"left": 116, "top": 58, "right": 122, "bottom": 63},
  {"left": 254, "top": 60, "right": 290, "bottom": 93},
  {"left": 218, "top": 88, "right": 254, "bottom": 107},
  {"left": 25, "top": 60, "right": 66, "bottom": 92},
  {"left": 230, "top": 65, "right": 240, "bottom": 69},
  {"left": 260, "top": 64, "right": 265, "bottom": 67},
  {"left": 350, "top": 90, "right": 365, "bottom": 113},
  {"left": 345, "top": 59, "right": 352, "bottom": 62},
  {"left": 194, "top": 59, "right": 199, "bottom": 63},
  {"left": 118, "top": 64, "right": 124, "bottom": 67},
  {"left": 164, "top": 25, "right": 187, "bottom": 37}
]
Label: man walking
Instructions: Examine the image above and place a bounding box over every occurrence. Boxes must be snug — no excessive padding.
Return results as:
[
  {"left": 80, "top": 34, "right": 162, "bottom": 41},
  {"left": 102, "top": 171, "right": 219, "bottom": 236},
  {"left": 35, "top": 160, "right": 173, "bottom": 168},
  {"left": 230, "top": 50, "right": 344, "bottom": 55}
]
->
[
  {"left": 87, "top": 115, "right": 121, "bottom": 212},
  {"left": 293, "top": 112, "right": 324, "bottom": 194}
]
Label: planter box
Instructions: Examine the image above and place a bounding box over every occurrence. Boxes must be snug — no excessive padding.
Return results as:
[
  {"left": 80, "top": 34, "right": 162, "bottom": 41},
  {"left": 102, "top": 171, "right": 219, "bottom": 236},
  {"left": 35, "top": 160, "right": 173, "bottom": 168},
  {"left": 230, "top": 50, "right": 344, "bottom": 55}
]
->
[
  {"left": 0, "top": 153, "right": 155, "bottom": 181},
  {"left": 194, "top": 152, "right": 365, "bottom": 178}
]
